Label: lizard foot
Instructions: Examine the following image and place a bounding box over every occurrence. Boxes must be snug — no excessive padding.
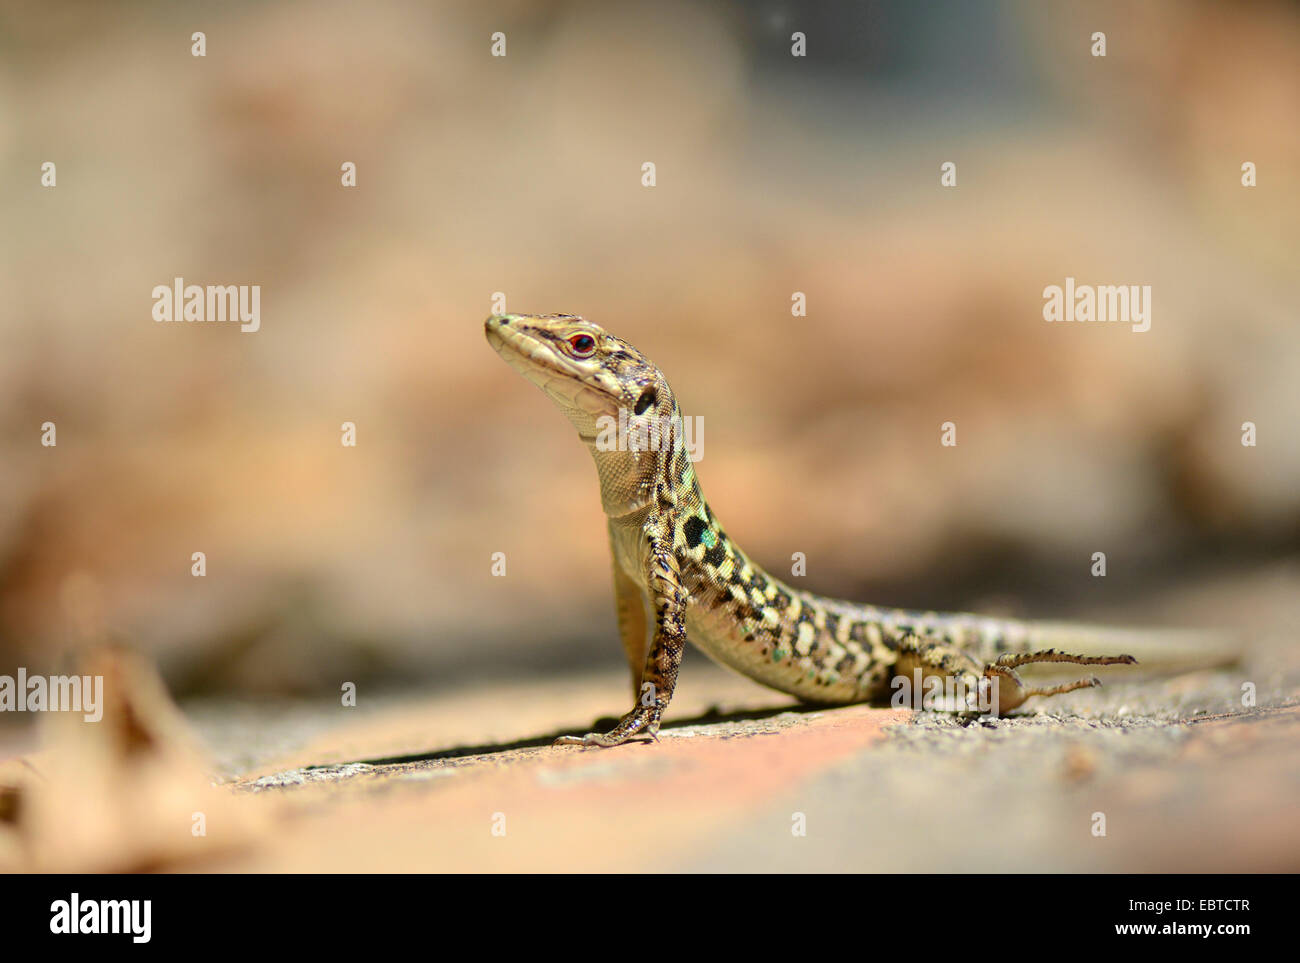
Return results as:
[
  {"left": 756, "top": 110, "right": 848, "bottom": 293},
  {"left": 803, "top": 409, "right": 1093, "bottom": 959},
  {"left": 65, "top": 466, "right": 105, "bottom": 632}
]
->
[
  {"left": 554, "top": 705, "right": 662, "bottom": 748},
  {"left": 980, "top": 649, "right": 1137, "bottom": 713}
]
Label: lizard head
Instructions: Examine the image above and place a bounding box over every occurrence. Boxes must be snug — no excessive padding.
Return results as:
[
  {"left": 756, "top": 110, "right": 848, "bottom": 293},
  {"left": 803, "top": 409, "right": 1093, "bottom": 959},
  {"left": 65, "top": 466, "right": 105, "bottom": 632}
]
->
[{"left": 484, "top": 313, "right": 671, "bottom": 440}]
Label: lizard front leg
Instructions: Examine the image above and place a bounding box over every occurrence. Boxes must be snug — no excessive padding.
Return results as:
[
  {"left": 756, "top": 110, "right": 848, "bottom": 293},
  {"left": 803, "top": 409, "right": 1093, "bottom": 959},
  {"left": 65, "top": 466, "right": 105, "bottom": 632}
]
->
[{"left": 555, "top": 527, "right": 687, "bottom": 748}]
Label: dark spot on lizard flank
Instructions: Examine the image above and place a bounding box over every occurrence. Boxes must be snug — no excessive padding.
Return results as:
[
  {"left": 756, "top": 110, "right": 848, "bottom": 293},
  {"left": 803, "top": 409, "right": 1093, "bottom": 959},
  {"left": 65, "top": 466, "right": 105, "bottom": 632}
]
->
[
  {"left": 773, "top": 590, "right": 792, "bottom": 611},
  {"left": 702, "top": 543, "right": 727, "bottom": 568},
  {"left": 683, "top": 515, "right": 707, "bottom": 549},
  {"left": 748, "top": 570, "right": 769, "bottom": 594},
  {"left": 834, "top": 653, "right": 857, "bottom": 675},
  {"left": 634, "top": 387, "right": 657, "bottom": 417},
  {"left": 823, "top": 610, "right": 840, "bottom": 639}
]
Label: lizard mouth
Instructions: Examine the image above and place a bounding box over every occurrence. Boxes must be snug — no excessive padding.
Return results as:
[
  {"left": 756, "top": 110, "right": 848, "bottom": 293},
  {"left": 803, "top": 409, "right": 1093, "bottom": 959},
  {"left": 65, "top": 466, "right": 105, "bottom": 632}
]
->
[
  {"left": 485, "top": 316, "right": 617, "bottom": 417},
  {"left": 486, "top": 317, "right": 573, "bottom": 373}
]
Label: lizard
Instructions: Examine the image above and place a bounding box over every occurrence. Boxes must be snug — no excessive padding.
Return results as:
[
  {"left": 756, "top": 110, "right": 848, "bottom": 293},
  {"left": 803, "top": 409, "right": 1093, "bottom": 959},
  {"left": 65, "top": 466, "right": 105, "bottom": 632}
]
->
[{"left": 485, "top": 312, "right": 1233, "bottom": 747}]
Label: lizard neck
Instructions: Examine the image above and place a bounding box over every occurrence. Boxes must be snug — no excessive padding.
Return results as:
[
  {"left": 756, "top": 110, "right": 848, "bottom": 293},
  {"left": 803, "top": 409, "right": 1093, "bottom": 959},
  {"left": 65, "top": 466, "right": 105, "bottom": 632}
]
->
[
  {"left": 584, "top": 397, "right": 692, "bottom": 519},
  {"left": 586, "top": 444, "right": 662, "bottom": 517}
]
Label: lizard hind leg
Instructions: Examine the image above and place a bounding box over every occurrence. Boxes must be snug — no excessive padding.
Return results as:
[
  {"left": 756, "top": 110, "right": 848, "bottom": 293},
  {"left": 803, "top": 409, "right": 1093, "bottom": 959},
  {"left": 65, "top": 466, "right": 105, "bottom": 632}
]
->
[
  {"left": 895, "top": 635, "right": 1138, "bottom": 716},
  {"left": 981, "top": 649, "right": 1137, "bottom": 714},
  {"left": 892, "top": 634, "right": 988, "bottom": 715}
]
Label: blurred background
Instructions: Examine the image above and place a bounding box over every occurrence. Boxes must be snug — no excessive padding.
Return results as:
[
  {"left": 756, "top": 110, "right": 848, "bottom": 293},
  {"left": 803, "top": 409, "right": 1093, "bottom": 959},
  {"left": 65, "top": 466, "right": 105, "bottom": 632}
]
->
[{"left": 1, "top": 0, "right": 1297, "bottom": 721}]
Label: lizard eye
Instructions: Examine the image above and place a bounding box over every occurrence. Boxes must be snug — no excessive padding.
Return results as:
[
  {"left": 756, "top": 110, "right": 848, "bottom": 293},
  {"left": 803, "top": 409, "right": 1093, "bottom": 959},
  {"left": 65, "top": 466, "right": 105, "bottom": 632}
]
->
[{"left": 568, "top": 334, "right": 596, "bottom": 357}]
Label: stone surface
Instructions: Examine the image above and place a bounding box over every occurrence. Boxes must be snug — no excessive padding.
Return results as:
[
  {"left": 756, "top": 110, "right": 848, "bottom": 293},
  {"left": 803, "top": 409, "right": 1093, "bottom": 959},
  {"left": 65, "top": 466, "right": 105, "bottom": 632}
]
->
[
  {"left": 4, "top": 592, "right": 1297, "bottom": 873},
  {"left": 183, "top": 645, "right": 1299, "bottom": 872}
]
